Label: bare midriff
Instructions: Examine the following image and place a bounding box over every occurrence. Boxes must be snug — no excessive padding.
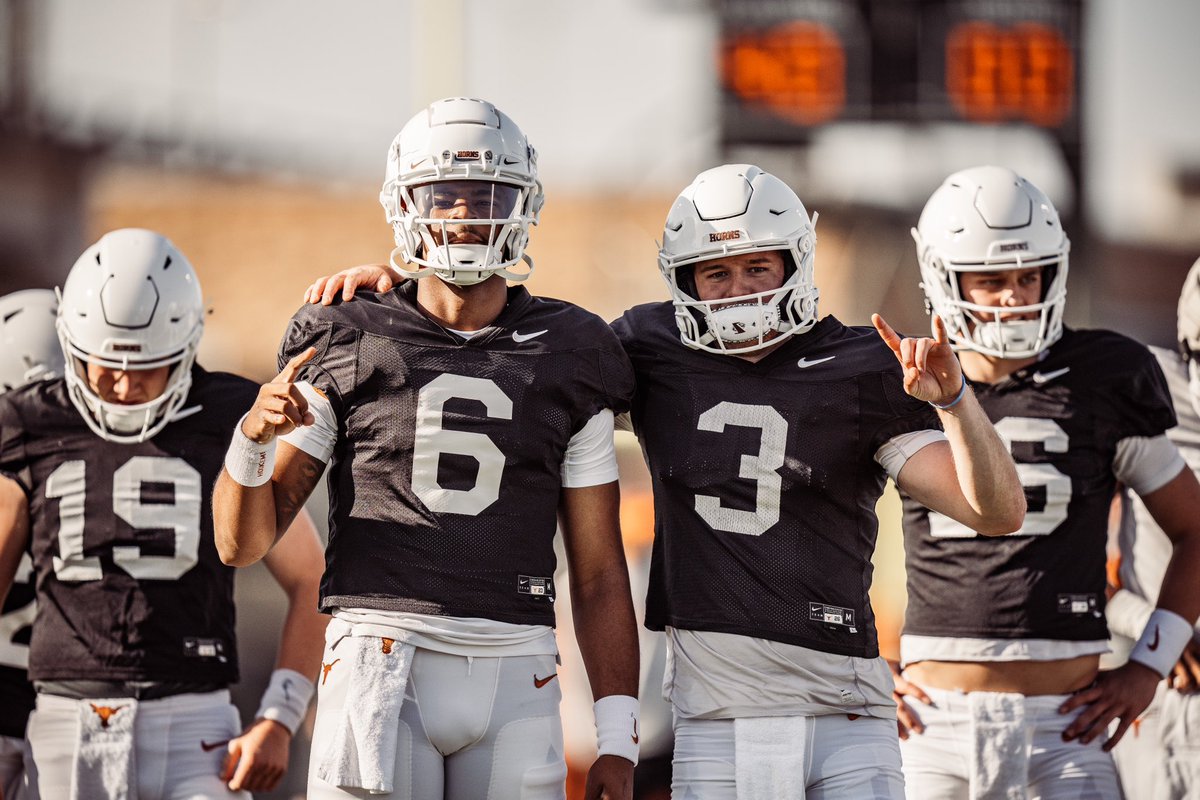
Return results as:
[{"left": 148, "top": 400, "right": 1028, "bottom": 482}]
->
[{"left": 905, "top": 654, "right": 1099, "bottom": 695}]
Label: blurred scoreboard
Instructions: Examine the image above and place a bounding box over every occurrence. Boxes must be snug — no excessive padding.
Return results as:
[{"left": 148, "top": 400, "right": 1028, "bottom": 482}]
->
[{"left": 719, "top": 0, "right": 1081, "bottom": 143}]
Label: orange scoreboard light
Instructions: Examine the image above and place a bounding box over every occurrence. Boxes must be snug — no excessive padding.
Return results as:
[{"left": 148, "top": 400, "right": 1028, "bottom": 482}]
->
[
  {"left": 718, "top": 0, "right": 869, "bottom": 144},
  {"left": 718, "top": 0, "right": 1081, "bottom": 145},
  {"left": 926, "top": 1, "right": 1080, "bottom": 128}
]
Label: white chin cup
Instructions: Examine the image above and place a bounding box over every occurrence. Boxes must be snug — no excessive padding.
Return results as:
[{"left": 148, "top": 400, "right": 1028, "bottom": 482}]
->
[
  {"left": 973, "top": 318, "right": 1041, "bottom": 356},
  {"left": 428, "top": 243, "right": 496, "bottom": 286},
  {"left": 708, "top": 302, "right": 781, "bottom": 344}
]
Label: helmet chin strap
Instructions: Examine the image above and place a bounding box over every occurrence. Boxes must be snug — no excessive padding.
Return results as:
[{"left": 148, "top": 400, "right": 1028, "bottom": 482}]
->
[{"left": 1188, "top": 360, "right": 1200, "bottom": 419}]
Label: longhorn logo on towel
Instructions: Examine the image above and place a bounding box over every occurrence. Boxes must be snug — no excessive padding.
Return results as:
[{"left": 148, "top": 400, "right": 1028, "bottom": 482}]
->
[
  {"left": 321, "top": 658, "right": 341, "bottom": 685},
  {"left": 89, "top": 704, "right": 127, "bottom": 729},
  {"left": 381, "top": 638, "right": 395, "bottom": 654}
]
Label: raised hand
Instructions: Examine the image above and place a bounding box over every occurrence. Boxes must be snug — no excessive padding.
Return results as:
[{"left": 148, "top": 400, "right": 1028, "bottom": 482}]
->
[
  {"left": 873, "top": 313, "right": 964, "bottom": 406},
  {"left": 242, "top": 347, "right": 317, "bottom": 444},
  {"left": 302, "top": 264, "right": 397, "bottom": 306}
]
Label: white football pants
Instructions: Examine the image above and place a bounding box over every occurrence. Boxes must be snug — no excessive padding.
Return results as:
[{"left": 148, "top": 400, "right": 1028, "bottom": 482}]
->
[
  {"left": 899, "top": 684, "right": 1120, "bottom": 800},
  {"left": 24, "top": 690, "right": 248, "bottom": 800},
  {"left": 307, "top": 645, "right": 567, "bottom": 799},
  {"left": 1112, "top": 681, "right": 1200, "bottom": 800},
  {"left": 670, "top": 713, "right": 905, "bottom": 799}
]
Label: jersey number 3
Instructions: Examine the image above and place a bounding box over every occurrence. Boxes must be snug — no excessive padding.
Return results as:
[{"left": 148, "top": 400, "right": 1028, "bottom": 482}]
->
[
  {"left": 695, "top": 401, "right": 787, "bottom": 536},
  {"left": 46, "top": 456, "right": 202, "bottom": 581}
]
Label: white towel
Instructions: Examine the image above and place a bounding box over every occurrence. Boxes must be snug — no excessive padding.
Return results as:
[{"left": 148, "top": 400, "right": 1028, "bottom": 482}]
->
[
  {"left": 72, "top": 697, "right": 137, "bottom": 800},
  {"left": 317, "top": 633, "right": 416, "bottom": 795},
  {"left": 968, "top": 692, "right": 1029, "bottom": 800},
  {"left": 734, "top": 716, "right": 808, "bottom": 800}
]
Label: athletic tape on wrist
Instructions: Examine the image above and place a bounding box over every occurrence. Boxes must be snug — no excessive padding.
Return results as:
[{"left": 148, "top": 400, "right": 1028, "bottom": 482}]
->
[
  {"left": 225, "top": 414, "right": 276, "bottom": 487},
  {"left": 594, "top": 694, "right": 640, "bottom": 765},
  {"left": 1130, "top": 608, "right": 1194, "bottom": 678},
  {"left": 1105, "top": 589, "right": 1155, "bottom": 641},
  {"left": 254, "top": 668, "right": 315, "bottom": 735}
]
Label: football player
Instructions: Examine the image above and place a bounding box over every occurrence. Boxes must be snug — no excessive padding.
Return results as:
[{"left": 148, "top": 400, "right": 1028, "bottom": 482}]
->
[
  {"left": 0, "top": 229, "right": 328, "bottom": 799},
  {"left": 1108, "top": 256, "right": 1200, "bottom": 799},
  {"left": 892, "top": 167, "right": 1200, "bottom": 799},
  {"left": 301, "top": 163, "right": 1027, "bottom": 799},
  {"left": 0, "top": 289, "right": 62, "bottom": 800},
  {"left": 213, "top": 98, "right": 640, "bottom": 800}
]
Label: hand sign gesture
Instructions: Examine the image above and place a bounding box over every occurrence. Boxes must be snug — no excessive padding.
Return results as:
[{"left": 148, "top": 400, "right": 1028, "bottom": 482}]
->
[
  {"left": 872, "top": 314, "right": 965, "bottom": 407},
  {"left": 242, "top": 347, "right": 317, "bottom": 444}
]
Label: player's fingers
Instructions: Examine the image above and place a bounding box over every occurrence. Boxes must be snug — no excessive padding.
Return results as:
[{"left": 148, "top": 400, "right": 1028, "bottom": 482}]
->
[
  {"left": 1058, "top": 686, "right": 1100, "bottom": 715},
  {"left": 221, "top": 740, "right": 241, "bottom": 783},
  {"left": 377, "top": 271, "right": 395, "bottom": 293},
  {"left": 914, "top": 337, "right": 931, "bottom": 373},
  {"left": 899, "top": 336, "right": 916, "bottom": 369},
  {"left": 323, "top": 275, "right": 344, "bottom": 306},
  {"left": 1062, "top": 699, "right": 1110, "bottom": 742},
  {"left": 304, "top": 278, "right": 325, "bottom": 305},
  {"left": 872, "top": 314, "right": 902, "bottom": 355},
  {"left": 1104, "top": 715, "right": 1134, "bottom": 751},
  {"left": 276, "top": 347, "right": 317, "bottom": 384},
  {"left": 895, "top": 700, "right": 925, "bottom": 736},
  {"left": 932, "top": 314, "right": 949, "bottom": 345}
]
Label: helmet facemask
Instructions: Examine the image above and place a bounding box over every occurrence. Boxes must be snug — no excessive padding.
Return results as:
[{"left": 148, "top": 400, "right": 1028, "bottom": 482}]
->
[
  {"left": 658, "top": 164, "right": 820, "bottom": 355},
  {"left": 380, "top": 98, "right": 544, "bottom": 287}
]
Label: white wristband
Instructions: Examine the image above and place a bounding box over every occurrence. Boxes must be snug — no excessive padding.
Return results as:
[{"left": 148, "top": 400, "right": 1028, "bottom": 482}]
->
[
  {"left": 225, "top": 414, "right": 276, "bottom": 487},
  {"left": 594, "top": 694, "right": 639, "bottom": 765},
  {"left": 1105, "top": 589, "right": 1155, "bottom": 641},
  {"left": 254, "top": 668, "right": 315, "bottom": 735},
  {"left": 1130, "top": 608, "right": 1193, "bottom": 678}
]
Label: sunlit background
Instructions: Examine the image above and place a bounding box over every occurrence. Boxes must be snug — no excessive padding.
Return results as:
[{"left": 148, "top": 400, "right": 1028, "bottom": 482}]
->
[{"left": 3, "top": 1, "right": 1199, "bottom": 797}]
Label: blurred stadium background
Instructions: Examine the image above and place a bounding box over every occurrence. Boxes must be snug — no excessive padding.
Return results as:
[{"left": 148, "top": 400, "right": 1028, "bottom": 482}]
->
[{"left": 2, "top": 1, "right": 1198, "bottom": 797}]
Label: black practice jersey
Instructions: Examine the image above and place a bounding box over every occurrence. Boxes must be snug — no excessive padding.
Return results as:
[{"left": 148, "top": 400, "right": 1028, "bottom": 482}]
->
[
  {"left": 613, "top": 305, "right": 941, "bottom": 658},
  {"left": 0, "top": 368, "right": 256, "bottom": 683},
  {"left": 0, "top": 551, "right": 34, "bottom": 737},
  {"left": 280, "top": 283, "right": 634, "bottom": 626},
  {"left": 901, "top": 328, "right": 1177, "bottom": 642}
]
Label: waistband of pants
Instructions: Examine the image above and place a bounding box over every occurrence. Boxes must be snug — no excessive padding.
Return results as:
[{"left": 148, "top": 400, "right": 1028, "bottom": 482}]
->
[{"left": 35, "top": 680, "right": 227, "bottom": 701}]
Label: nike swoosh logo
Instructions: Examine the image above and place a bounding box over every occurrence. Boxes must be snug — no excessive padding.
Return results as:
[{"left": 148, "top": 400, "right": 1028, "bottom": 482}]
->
[
  {"left": 512, "top": 329, "right": 548, "bottom": 343},
  {"left": 200, "top": 738, "right": 230, "bottom": 752},
  {"left": 797, "top": 356, "right": 835, "bottom": 368},
  {"left": 533, "top": 672, "right": 558, "bottom": 689},
  {"left": 1032, "top": 367, "right": 1070, "bottom": 384},
  {"left": 1149, "top": 626, "right": 1161, "bottom": 651},
  {"left": 632, "top": 719, "right": 639, "bottom": 745}
]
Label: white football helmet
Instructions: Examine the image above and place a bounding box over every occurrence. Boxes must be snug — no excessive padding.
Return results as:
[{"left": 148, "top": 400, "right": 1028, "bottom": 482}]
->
[
  {"left": 56, "top": 229, "right": 204, "bottom": 443},
  {"left": 0, "top": 289, "right": 63, "bottom": 393},
  {"left": 379, "top": 97, "right": 545, "bottom": 286},
  {"left": 914, "top": 166, "right": 1070, "bottom": 359},
  {"left": 658, "top": 164, "right": 819, "bottom": 354},
  {"left": 1179, "top": 256, "right": 1200, "bottom": 415}
]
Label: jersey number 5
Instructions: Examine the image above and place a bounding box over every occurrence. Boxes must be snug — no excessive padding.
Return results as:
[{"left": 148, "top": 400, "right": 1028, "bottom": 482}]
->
[
  {"left": 929, "top": 416, "right": 1071, "bottom": 538},
  {"left": 46, "top": 456, "right": 202, "bottom": 581}
]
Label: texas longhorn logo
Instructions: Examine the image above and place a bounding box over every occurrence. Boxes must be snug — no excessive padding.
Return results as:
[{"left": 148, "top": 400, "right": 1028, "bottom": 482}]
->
[
  {"left": 321, "top": 658, "right": 341, "bottom": 685},
  {"left": 90, "top": 704, "right": 127, "bottom": 729},
  {"left": 381, "top": 637, "right": 395, "bottom": 654}
]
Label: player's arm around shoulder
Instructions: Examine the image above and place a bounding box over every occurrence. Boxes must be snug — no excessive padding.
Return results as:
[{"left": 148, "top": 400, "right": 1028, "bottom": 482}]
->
[
  {"left": 873, "top": 313, "right": 1025, "bottom": 534},
  {"left": 213, "top": 347, "right": 325, "bottom": 567},
  {"left": 220, "top": 507, "right": 327, "bottom": 793},
  {"left": 560, "top": 481, "right": 638, "bottom": 800},
  {"left": 0, "top": 474, "right": 30, "bottom": 606}
]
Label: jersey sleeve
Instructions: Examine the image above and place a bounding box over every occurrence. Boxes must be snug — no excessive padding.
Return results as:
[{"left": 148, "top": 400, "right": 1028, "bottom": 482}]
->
[
  {"left": 594, "top": 328, "right": 636, "bottom": 418},
  {"left": 1111, "top": 344, "right": 1178, "bottom": 440},
  {"left": 277, "top": 305, "right": 359, "bottom": 420},
  {"left": 867, "top": 365, "right": 943, "bottom": 453}
]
